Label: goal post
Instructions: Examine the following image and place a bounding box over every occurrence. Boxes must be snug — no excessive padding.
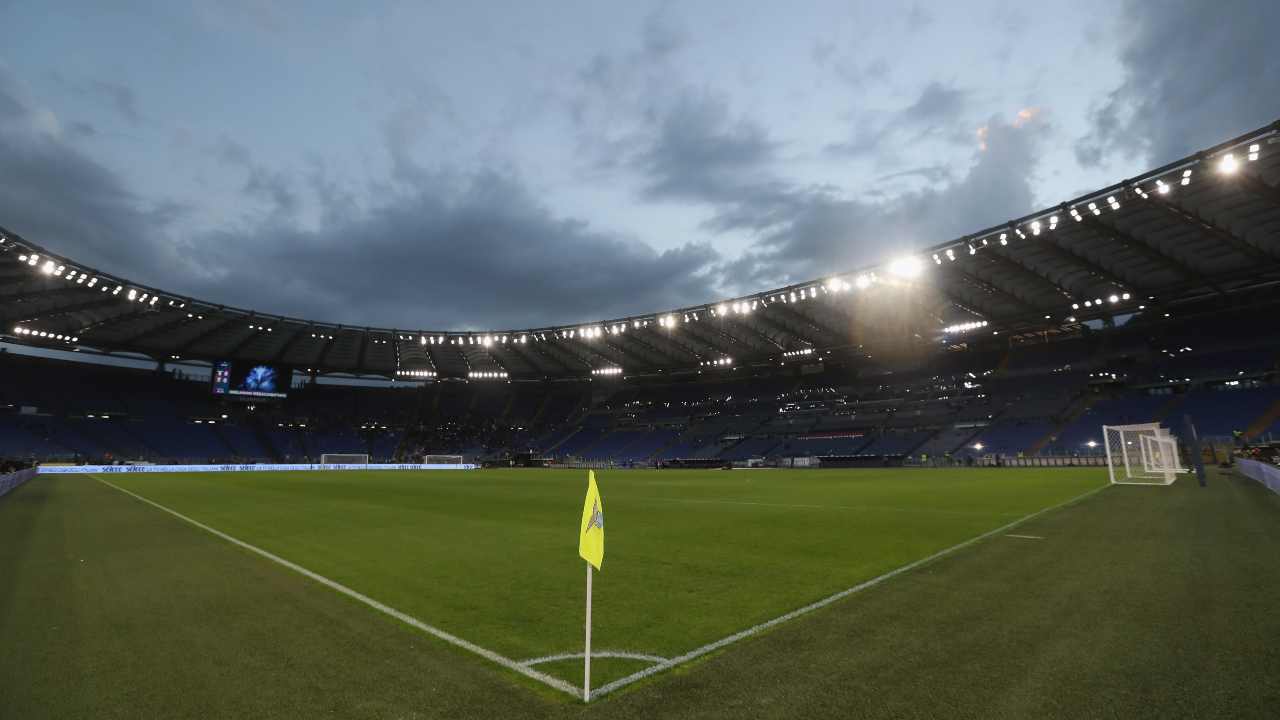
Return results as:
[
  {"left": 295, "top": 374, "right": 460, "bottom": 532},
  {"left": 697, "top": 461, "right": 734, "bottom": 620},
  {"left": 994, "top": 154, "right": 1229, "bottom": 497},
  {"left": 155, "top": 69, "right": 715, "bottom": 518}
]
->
[
  {"left": 1103, "top": 423, "right": 1184, "bottom": 485},
  {"left": 424, "top": 454, "right": 465, "bottom": 465},
  {"left": 321, "top": 453, "right": 369, "bottom": 466}
]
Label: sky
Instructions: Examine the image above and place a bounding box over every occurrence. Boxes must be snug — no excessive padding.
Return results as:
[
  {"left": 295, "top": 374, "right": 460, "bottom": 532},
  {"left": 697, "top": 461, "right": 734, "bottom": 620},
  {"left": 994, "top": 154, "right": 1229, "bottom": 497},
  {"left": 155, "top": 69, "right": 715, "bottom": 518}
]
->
[{"left": 0, "top": 0, "right": 1277, "bottom": 331}]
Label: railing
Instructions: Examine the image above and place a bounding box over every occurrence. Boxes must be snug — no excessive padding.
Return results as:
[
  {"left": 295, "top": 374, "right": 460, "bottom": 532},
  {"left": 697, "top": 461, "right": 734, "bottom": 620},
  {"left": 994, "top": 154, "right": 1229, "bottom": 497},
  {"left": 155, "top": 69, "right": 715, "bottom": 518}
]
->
[
  {"left": 1237, "top": 459, "right": 1280, "bottom": 495},
  {"left": 0, "top": 468, "right": 38, "bottom": 498}
]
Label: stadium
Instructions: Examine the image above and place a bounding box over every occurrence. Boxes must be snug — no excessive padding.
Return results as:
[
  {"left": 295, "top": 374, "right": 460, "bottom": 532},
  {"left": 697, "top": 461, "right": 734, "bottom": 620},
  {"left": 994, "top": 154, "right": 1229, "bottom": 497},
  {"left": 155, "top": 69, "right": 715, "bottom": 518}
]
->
[{"left": 4, "top": 6, "right": 1280, "bottom": 720}]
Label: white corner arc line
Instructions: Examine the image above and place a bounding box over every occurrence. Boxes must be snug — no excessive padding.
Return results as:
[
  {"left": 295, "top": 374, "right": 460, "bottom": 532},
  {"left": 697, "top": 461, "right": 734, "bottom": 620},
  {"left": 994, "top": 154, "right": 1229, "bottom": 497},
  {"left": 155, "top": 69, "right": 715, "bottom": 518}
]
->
[
  {"left": 589, "top": 483, "right": 1110, "bottom": 701},
  {"left": 91, "top": 476, "right": 579, "bottom": 699},
  {"left": 520, "top": 651, "right": 668, "bottom": 667}
]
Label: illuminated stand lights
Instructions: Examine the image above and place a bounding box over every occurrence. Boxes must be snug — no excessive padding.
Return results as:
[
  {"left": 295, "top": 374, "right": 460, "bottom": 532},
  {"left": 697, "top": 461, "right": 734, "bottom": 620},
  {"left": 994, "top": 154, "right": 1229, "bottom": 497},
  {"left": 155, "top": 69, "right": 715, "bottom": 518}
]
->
[
  {"left": 781, "top": 348, "right": 814, "bottom": 358},
  {"left": 591, "top": 367, "right": 623, "bottom": 376},
  {"left": 396, "top": 369, "right": 436, "bottom": 378},
  {"left": 12, "top": 326, "right": 78, "bottom": 344},
  {"left": 700, "top": 357, "right": 734, "bottom": 367},
  {"left": 943, "top": 320, "right": 988, "bottom": 335},
  {"left": 468, "top": 370, "right": 508, "bottom": 380}
]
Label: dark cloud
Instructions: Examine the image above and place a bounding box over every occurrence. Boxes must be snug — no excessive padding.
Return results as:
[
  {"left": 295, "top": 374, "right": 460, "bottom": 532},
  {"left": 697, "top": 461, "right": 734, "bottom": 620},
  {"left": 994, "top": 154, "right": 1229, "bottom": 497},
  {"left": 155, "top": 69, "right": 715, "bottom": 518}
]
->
[
  {"left": 632, "top": 89, "right": 1046, "bottom": 290},
  {"left": 52, "top": 72, "right": 142, "bottom": 125},
  {"left": 826, "top": 81, "right": 969, "bottom": 156},
  {"left": 1076, "top": 0, "right": 1280, "bottom": 168},
  {"left": 905, "top": 4, "right": 934, "bottom": 32},
  {"left": 0, "top": 68, "right": 720, "bottom": 330},
  {"left": 641, "top": 10, "right": 688, "bottom": 60},
  {"left": 91, "top": 80, "right": 141, "bottom": 125}
]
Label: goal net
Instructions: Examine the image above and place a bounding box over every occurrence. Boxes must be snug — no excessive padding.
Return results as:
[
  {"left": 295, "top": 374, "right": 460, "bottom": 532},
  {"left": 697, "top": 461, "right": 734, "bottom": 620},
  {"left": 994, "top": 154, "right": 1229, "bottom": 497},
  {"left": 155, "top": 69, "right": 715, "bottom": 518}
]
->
[
  {"left": 1103, "top": 423, "right": 1184, "bottom": 485},
  {"left": 321, "top": 453, "right": 369, "bottom": 466},
  {"left": 424, "top": 454, "right": 465, "bottom": 465}
]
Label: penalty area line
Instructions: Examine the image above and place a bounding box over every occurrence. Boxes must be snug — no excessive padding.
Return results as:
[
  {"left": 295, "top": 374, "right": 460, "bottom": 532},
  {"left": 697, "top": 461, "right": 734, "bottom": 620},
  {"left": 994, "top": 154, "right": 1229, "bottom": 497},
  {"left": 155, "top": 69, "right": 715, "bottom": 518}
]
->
[
  {"left": 91, "top": 476, "right": 579, "bottom": 699},
  {"left": 589, "top": 482, "right": 1110, "bottom": 701}
]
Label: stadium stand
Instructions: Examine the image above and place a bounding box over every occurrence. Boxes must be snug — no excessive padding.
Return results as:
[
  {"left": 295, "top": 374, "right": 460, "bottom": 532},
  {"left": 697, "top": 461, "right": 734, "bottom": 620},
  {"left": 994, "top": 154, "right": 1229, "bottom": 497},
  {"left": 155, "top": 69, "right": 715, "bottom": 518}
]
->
[{"left": 3, "top": 120, "right": 1280, "bottom": 467}]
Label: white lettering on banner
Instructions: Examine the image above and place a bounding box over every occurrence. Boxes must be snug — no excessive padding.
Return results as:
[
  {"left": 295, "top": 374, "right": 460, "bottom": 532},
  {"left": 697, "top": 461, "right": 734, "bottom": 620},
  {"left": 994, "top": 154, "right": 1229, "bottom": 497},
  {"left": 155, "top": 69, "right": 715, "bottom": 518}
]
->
[{"left": 37, "top": 463, "right": 477, "bottom": 475}]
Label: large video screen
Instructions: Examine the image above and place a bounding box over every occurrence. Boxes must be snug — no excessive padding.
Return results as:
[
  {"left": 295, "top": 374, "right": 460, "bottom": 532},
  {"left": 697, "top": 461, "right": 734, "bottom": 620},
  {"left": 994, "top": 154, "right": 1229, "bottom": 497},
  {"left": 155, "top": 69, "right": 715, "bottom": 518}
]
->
[{"left": 212, "top": 361, "right": 292, "bottom": 400}]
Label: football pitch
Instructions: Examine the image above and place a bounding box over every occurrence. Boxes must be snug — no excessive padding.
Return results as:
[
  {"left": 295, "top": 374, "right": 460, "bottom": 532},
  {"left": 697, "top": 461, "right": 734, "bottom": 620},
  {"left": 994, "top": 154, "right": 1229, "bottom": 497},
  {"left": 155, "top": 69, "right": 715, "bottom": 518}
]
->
[{"left": 3, "top": 466, "right": 1279, "bottom": 718}]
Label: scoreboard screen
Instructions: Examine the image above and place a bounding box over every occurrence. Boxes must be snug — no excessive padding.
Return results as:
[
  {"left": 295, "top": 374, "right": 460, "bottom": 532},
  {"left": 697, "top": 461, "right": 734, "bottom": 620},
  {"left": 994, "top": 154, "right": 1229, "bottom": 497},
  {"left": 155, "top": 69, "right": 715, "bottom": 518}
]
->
[{"left": 212, "top": 361, "right": 292, "bottom": 400}]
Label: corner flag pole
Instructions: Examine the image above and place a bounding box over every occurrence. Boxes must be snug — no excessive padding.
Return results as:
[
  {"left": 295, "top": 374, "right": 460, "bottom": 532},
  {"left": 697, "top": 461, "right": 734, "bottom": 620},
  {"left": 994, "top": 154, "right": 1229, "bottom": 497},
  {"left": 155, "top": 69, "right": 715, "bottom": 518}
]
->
[{"left": 584, "top": 562, "right": 593, "bottom": 702}]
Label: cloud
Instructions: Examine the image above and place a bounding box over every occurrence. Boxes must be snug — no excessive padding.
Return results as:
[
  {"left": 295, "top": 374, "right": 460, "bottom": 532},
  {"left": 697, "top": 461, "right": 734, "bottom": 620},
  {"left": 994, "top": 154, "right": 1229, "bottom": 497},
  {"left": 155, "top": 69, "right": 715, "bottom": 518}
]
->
[
  {"left": 826, "top": 81, "right": 969, "bottom": 156},
  {"left": 50, "top": 72, "right": 142, "bottom": 125},
  {"left": 631, "top": 90, "right": 1047, "bottom": 290},
  {"left": 0, "top": 67, "right": 721, "bottom": 330},
  {"left": 1076, "top": 0, "right": 1280, "bottom": 167}
]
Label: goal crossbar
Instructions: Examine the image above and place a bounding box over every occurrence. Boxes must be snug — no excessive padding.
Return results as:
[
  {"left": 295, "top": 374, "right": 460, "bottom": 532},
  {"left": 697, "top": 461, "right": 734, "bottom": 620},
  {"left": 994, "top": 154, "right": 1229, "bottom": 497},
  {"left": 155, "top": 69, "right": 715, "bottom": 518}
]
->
[
  {"left": 1103, "top": 423, "right": 1185, "bottom": 485},
  {"left": 321, "top": 453, "right": 369, "bottom": 466}
]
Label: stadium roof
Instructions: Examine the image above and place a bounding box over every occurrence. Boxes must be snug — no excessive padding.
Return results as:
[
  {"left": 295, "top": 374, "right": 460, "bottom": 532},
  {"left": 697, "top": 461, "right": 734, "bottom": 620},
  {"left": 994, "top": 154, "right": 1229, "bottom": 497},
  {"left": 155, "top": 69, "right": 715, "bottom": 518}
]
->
[{"left": 3, "top": 120, "right": 1280, "bottom": 382}]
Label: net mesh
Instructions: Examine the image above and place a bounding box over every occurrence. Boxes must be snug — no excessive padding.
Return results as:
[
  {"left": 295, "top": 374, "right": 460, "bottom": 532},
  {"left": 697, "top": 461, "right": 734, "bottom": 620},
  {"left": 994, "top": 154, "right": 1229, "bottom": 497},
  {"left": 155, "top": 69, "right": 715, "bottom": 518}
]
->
[
  {"left": 1104, "top": 423, "right": 1180, "bottom": 485},
  {"left": 424, "top": 454, "right": 464, "bottom": 465},
  {"left": 321, "top": 453, "right": 369, "bottom": 465}
]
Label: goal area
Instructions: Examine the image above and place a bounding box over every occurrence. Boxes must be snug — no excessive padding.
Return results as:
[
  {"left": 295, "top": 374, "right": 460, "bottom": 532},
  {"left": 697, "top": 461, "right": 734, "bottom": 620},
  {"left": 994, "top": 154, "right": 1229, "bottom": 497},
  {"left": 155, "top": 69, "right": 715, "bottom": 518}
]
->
[
  {"left": 321, "top": 453, "right": 369, "bottom": 466},
  {"left": 424, "top": 454, "right": 465, "bottom": 465},
  {"left": 1103, "top": 423, "right": 1186, "bottom": 485}
]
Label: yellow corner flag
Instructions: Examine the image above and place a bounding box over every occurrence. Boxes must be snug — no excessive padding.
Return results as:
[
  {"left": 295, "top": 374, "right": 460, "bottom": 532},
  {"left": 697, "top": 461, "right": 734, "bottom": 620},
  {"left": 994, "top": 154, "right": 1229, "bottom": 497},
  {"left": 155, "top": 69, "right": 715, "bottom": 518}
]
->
[{"left": 578, "top": 470, "right": 604, "bottom": 570}]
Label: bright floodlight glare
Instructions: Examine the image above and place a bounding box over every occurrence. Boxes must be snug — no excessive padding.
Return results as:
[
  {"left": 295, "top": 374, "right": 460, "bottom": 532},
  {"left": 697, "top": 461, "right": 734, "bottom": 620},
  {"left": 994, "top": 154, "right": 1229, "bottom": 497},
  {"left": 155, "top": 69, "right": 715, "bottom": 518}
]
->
[
  {"left": 888, "top": 256, "right": 923, "bottom": 279},
  {"left": 854, "top": 274, "right": 872, "bottom": 290},
  {"left": 1219, "top": 153, "right": 1238, "bottom": 174}
]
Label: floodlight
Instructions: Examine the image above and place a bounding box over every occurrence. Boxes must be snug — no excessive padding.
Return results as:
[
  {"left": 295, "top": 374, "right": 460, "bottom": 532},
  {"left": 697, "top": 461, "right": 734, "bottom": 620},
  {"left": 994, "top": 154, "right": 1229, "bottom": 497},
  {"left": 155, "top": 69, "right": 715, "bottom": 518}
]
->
[
  {"left": 887, "top": 256, "right": 923, "bottom": 279},
  {"left": 1219, "top": 153, "right": 1238, "bottom": 174},
  {"left": 41, "top": 260, "right": 55, "bottom": 274},
  {"left": 854, "top": 274, "right": 872, "bottom": 289}
]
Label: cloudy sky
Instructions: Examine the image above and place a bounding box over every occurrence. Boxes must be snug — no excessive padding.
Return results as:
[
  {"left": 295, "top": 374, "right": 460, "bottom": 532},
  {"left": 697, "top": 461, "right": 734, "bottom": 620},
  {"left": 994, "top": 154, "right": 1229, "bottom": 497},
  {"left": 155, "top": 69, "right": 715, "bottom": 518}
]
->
[{"left": 1, "top": 0, "right": 1276, "bottom": 331}]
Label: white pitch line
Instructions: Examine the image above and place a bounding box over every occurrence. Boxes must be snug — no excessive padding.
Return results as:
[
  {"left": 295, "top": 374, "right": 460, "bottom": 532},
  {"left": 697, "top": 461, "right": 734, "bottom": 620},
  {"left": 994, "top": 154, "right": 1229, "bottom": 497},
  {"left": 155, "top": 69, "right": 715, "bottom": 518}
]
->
[
  {"left": 589, "top": 483, "right": 1110, "bottom": 701},
  {"left": 638, "top": 496, "right": 1020, "bottom": 518},
  {"left": 520, "top": 650, "right": 668, "bottom": 667},
  {"left": 1005, "top": 534, "right": 1045, "bottom": 540},
  {"left": 91, "top": 476, "right": 579, "bottom": 699}
]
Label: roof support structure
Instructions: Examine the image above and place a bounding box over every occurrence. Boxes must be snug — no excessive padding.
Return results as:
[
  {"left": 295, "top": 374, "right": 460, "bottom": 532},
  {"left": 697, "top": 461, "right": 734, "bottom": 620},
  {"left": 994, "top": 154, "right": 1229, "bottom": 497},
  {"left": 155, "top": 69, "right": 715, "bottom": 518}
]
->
[
  {"left": 975, "top": 247, "right": 1078, "bottom": 303},
  {"left": 767, "top": 302, "right": 846, "bottom": 347},
  {"left": 947, "top": 267, "right": 1040, "bottom": 315},
  {"left": 1079, "top": 215, "right": 1225, "bottom": 295},
  {"left": 174, "top": 311, "right": 247, "bottom": 356},
  {"left": 1145, "top": 194, "right": 1280, "bottom": 264},
  {"left": 1236, "top": 171, "right": 1280, "bottom": 209},
  {"left": 270, "top": 325, "right": 311, "bottom": 364},
  {"left": 1031, "top": 224, "right": 1144, "bottom": 294},
  {"left": 6, "top": 295, "right": 123, "bottom": 324},
  {"left": 354, "top": 330, "right": 369, "bottom": 374},
  {"left": 312, "top": 329, "right": 341, "bottom": 371}
]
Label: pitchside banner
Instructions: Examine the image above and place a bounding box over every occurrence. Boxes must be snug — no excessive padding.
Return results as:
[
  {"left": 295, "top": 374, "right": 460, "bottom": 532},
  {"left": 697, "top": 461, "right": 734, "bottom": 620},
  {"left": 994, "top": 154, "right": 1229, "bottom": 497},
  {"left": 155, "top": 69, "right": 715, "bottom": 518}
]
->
[{"left": 37, "top": 463, "right": 477, "bottom": 474}]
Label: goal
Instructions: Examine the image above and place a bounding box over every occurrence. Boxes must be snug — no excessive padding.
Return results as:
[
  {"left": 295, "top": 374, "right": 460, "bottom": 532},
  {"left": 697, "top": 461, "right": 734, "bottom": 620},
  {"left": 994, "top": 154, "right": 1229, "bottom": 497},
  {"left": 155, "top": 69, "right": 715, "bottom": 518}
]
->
[
  {"left": 321, "top": 453, "right": 369, "bottom": 466},
  {"left": 1102, "top": 423, "right": 1184, "bottom": 485},
  {"left": 424, "top": 454, "right": 465, "bottom": 465}
]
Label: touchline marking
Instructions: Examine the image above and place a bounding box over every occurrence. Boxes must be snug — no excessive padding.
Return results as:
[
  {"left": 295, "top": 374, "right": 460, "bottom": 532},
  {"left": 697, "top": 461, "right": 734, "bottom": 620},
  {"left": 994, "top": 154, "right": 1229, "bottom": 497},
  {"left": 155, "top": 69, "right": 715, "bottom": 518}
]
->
[
  {"left": 589, "top": 483, "right": 1110, "bottom": 701},
  {"left": 91, "top": 476, "right": 579, "bottom": 699},
  {"left": 1005, "top": 534, "right": 1045, "bottom": 540},
  {"left": 520, "top": 651, "right": 668, "bottom": 667},
  {"left": 638, "top": 496, "right": 1019, "bottom": 518}
]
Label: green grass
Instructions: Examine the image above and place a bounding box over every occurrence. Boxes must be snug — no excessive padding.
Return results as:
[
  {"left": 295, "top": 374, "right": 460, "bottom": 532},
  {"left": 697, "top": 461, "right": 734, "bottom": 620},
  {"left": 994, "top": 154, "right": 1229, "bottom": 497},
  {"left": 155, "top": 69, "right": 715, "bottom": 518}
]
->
[
  {"left": 83, "top": 467, "right": 1101, "bottom": 689},
  {"left": 3, "top": 467, "right": 1279, "bottom": 718}
]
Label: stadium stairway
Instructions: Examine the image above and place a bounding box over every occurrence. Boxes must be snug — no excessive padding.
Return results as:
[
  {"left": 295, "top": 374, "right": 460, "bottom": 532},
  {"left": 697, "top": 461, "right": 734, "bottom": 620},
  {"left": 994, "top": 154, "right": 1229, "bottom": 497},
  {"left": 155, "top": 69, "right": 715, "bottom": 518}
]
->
[{"left": 1027, "top": 392, "right": 1101, "bottom": 456}]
